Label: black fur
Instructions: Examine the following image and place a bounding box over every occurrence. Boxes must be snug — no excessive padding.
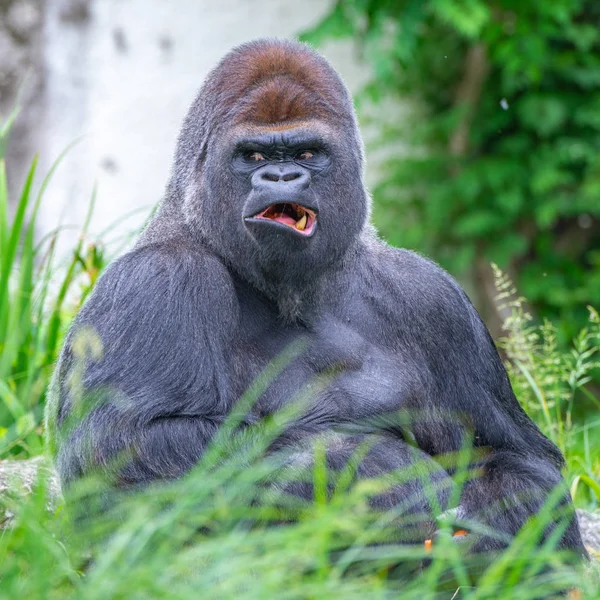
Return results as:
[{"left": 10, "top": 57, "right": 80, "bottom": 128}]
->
[{"left": 46, "top": 39, "right": 586, "bottom": 555}]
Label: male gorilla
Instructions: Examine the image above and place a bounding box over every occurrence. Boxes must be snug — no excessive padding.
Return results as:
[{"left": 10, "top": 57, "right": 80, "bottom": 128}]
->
[{"left": 47, "top": 39, "right": 585, "bottom": 555}]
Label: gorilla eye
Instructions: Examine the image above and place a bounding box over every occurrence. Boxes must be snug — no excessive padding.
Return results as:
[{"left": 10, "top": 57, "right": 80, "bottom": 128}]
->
[
  {"left": 247, "top": 151, "right": 266, "bottom": 161},
  {"left": 295, "top": 150, "right": 314, "bottom": 160}
]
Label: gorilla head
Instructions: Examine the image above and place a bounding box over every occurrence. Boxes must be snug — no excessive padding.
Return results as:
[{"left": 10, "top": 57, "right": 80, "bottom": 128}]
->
[{"left": 142, "top": 40, "right": 369, "bottom": 315}]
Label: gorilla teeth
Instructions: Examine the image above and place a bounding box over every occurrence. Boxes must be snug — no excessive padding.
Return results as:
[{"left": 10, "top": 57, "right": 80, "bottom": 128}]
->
[{"left": 254, "top": 203, "right": 315, "bottom": 233}]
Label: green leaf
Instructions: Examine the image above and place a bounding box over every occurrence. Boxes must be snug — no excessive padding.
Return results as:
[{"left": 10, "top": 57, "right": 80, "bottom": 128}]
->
[
  {"left": 298, "top": 2, "right": 353, "bottom": 45},
  {"left": 486, "top": 232, "right": 528, "bottom": 266},
  {"left": 430, "top": 0, "right": 490, "bottom": 38},
  {"left": 517, "top": 95, "right": 569, "bottom": 138},
  {"left": 454, "top": 210, "right": 502, "bottom": 237}
]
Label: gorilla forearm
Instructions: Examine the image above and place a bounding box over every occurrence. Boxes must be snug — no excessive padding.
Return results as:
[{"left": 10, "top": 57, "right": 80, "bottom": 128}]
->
[
  {"left": 458, "top": 451, "right": 583, "bottom": 553},
  {"left": 58, "top": 409, "right": 221, "bottom": 486},
  {"left": 59, "top": 400, "right": 453, "bottom": 521}
]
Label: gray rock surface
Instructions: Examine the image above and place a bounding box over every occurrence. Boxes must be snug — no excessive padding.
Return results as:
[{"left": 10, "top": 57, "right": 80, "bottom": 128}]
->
[
  {"left": 578, "top": 509, "right": 600, "bottom": 554},
  {"left": 0, "top": 456, "right": 60, "bottom": 527},
  {"left": 0, "top": 457, "right": 598, "bottom": 553},
  {"left": 0, "top": 456, "right": 60, "bottom": 498}
]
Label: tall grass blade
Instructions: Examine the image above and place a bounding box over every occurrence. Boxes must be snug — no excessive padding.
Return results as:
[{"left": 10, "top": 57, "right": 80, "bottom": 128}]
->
[
  {"left": 44, "top": 184, "right": 97, "bottom": 365},
  {"left": 0, "top": 157, "right": 37, "bottom": 327},
  {"left": 0, "top": 160, "right": 8, "bottom": 257}
]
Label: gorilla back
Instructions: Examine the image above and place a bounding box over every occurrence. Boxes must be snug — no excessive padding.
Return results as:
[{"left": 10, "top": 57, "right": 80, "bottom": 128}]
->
[{"left": 46, "top": 39, "right": 586, "bottom": 556}]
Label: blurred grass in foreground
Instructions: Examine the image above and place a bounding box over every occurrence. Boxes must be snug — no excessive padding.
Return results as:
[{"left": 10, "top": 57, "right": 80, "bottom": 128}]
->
[{"left": 1, "top": 410, "right": 599, "bottom": 600}]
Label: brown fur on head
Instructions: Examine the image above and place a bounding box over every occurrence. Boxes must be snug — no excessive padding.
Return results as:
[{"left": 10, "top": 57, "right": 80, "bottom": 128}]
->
[{"left": 204, "top": 38, "right": 356, "bottom": 128}]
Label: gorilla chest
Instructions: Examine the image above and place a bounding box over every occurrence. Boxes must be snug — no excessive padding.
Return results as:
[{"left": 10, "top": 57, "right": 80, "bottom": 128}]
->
[{"left": 231, "top": 302, "right": 409, "bottom": 422}]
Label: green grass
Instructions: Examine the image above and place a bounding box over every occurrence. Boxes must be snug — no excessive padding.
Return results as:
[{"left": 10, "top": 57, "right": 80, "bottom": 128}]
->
[
  {"left": 0, "top": 132, "right": 105, "bottom": 458},
  {"left": 0, "top": 130, "right": 598, "bottom": 598},
  {"left": 494, "top": 265, "right": 600, "bottom": 509},
  {"left": 1, "top": 420, "right": 599, "bottom": 599},
  {"left": 2, "top": 415, "right": 599, "bottom": 599}
]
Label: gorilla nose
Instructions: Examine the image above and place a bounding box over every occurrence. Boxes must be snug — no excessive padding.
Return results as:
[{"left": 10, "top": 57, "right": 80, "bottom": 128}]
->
[{"left": 252, "top": 165, "right": 310, "bottom": 193}]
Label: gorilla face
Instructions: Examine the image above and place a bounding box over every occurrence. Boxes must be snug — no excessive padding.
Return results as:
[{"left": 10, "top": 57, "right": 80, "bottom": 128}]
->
[
  {"left": 237, "top": 129, "right": 328, "bottom": 239},
  {"left": 198, "top": 122, "right": 368, "bottom": 292}
]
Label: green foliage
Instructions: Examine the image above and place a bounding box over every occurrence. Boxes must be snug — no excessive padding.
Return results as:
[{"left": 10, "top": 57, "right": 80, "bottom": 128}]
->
[
  {"left": 493, "top": 266, "right": 600, "bottom": 507},
  {"left": 0, "top": 125, "right": 105, "bottom": 458},
  {"left": 302, "top": 0, "right": 600, "bottom": 341}
]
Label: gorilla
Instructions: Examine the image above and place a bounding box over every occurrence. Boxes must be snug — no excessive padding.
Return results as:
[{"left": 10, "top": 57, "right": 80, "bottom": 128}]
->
[{"left": 46, "top": 39, "right": 586, "bottom": 555}]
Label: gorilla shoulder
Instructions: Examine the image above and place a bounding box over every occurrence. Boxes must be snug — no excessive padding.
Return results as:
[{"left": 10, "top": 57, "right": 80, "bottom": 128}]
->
[
  {"left": 75, "top": 240, "right": 239, "bottom": 351},
  {"left": 360, "top": 242, "right": 473, "bottom": 326}
]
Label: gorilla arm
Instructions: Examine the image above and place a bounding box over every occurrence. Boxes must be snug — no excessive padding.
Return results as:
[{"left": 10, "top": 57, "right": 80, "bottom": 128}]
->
[
  {"left": 49, "top": 244, "right": 237, "bottom": 487},
  {"left": 382, "top": 249, "right": 586, "bottom": 554}
]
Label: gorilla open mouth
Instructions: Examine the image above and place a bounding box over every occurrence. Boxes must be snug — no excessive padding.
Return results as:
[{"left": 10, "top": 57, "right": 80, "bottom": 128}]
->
[{"left": 251, "top": 203, "right": 317, "bottom": 236}]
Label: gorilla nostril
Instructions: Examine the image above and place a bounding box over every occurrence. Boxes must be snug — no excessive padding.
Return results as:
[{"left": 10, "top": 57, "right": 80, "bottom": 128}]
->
[
  {"left": 262, "top": 172, "right": 280, "bottom": 182},
  {"left": 282, "top": 172, "right": 302, "bottom": 182},
  {"left": 261, "top": 170, "right": 303, "bottom": 183}
]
